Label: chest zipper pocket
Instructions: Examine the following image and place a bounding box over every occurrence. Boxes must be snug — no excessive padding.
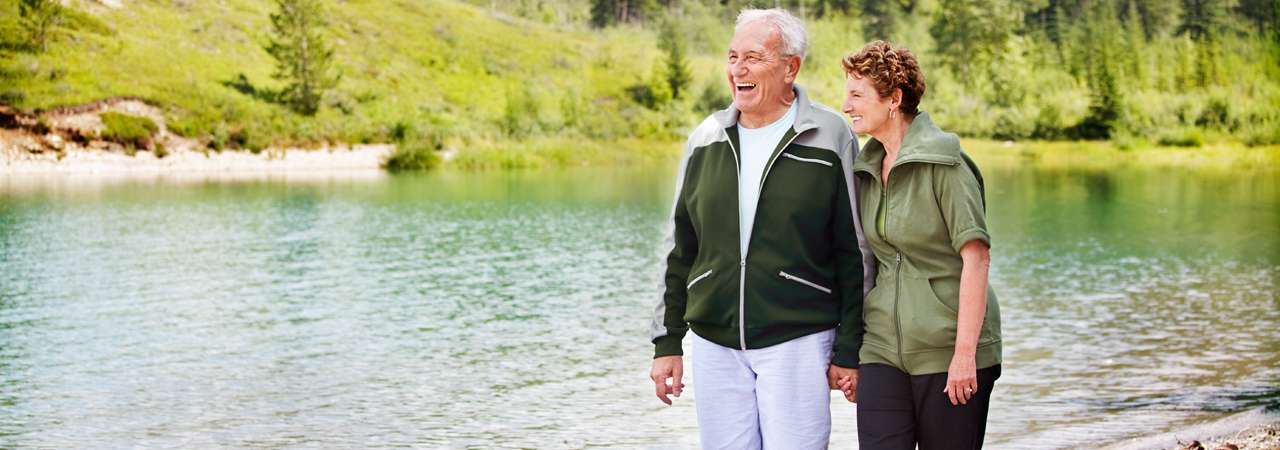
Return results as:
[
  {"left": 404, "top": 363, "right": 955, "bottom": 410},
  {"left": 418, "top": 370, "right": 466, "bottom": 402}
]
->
[
  {"left": 781, "top": 152, "right": 833, "bottom": 167},
  {"left": 687, "top": 269, "right": 713, "bottom": 290},
  {"left": 779, "top": 270, "right": 832, "bottom": 294}
]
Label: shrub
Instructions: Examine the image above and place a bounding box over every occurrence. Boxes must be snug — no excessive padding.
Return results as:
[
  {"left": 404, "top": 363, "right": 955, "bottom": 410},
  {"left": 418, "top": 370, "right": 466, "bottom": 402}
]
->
[
  {"left": 1156, "top": 128, "right": 1205, "bottom": 147},
  {"left": 208, "top": 124, "right": 229, "bottom": 152},
  {"left": 390, "top": 120, "right": 412, "bottom": 142},
  {"left": 99, "top": 112, "right": 157, "bottom": 150},
  {"left": 383, "top": 141, "right": 441, "bottom": 172},
  {"left": 0, "top": 91, "right": 25, "bottom": 104},
  {"left": 229, "top": 126, "right": 267, "bottom": 153},
  {"left": 1241, "top": 122, "right": 1280, "bottom": 146},
  {"left": 33, "top": 116, "right": 50, "bottom": 134},
  {"left": 1197, "top": 96, "right": 1235, "bottom": 130},
  {"left": 694, "top": 80, "right": 730, "bottom": 116}
]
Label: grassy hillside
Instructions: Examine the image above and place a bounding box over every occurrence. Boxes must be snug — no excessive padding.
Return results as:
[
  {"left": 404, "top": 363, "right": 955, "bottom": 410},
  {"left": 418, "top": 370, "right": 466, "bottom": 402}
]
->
[
  {"left": 0, "top": 0, "right": 691, "bottom": 158},
  {"left": 1, "top": 0, "right": 1277, "bottom": 168}
]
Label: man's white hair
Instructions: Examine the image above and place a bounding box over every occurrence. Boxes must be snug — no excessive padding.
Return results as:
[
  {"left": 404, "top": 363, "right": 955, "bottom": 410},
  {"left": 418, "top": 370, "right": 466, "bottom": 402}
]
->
[{"left": 735, "top": 8, "right": 808, "bottom": 61}]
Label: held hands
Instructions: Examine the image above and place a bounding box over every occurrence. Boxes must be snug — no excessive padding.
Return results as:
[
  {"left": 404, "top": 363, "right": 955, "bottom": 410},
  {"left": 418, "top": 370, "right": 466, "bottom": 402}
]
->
[
  {"left": 943, "top": 354, "right": 978, "bottom": 406},
  {"left": 828, "top": 365, "right": 859, "bottom": 403},
  {"left": 650, "top": 355, "right": 684, "bottom": 405}
]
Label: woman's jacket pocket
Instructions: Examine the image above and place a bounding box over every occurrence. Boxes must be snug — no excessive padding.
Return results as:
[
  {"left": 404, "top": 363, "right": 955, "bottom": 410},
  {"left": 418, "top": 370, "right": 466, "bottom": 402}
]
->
[{"left": 899, "top": 274, "right": 958, "bottom": 352}]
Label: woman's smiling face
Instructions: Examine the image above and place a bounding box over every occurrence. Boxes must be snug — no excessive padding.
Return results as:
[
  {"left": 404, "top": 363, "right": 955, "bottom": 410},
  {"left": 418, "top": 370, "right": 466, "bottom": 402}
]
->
[{"left": 842, "top": 73, "right": 894, "bottom": 136}]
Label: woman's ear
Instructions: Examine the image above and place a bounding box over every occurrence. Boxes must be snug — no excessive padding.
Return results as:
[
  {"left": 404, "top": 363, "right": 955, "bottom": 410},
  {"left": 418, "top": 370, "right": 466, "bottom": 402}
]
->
[{"left": 892, "top": 88, "right": 904, "bottom": 109}]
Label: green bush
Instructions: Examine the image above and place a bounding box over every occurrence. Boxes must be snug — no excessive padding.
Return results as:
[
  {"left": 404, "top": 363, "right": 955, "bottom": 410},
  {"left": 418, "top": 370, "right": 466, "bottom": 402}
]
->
[
  {"left": 1241, "top": 122, "right": 1280, "bottom": 146},
  {"left": 0, "top": 90, "right": 25, "bottom": 104},
  {"left": 208, "top": 124, "right": 229, "bottom": 152},
  {"left": 694, "top": 80, "right": 730, "bottom": 116},
  {"left": 383, "top": 141, "right": 442, "bottom": 172},
  {"left": 99, "top": 112, "right": 157, "bottom": 149},
  {"left": 500, "top": 84, "right": 543, "bottom": 138},
  {"left": 33, "top": 116, "right": 51, "bottom": 134},
  {"left": 1157, "top": 128, "right": 1205, "bottom": 147},
  {"left": 229, "top": 126, "right": 267, "bottom": 153}
]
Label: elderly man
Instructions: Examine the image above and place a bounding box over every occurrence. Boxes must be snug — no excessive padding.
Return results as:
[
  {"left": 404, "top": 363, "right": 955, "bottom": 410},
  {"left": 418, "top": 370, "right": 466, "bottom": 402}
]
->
[{"left": 648, "top": 7, "right": 876, "bottom": 449}]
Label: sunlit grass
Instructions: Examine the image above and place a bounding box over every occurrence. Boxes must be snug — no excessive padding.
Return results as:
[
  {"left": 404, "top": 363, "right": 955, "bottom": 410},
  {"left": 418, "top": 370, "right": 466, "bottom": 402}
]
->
[{"left": 962, "top": 139, "right": 1280, "bottom": 171}]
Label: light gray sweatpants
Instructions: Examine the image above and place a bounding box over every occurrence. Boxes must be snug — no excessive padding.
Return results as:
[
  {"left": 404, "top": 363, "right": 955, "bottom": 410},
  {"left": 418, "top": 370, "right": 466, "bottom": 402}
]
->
[{"left": 691, "top": 329, "right": 835, "bottom": 450}]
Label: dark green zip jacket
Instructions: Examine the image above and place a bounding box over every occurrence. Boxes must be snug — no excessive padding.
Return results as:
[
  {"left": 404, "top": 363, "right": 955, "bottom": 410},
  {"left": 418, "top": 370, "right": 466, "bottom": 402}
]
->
[
  {"left": 851, "top": 112, "right": 1002, "bottom": 375},
  {"left": 650, "top": 86, "right": 876, "bottom": 368}
]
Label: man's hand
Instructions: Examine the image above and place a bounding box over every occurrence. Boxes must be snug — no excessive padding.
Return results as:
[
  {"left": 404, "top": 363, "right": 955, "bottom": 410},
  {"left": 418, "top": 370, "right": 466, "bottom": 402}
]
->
[
  {"left": 650, "top": 355, "right": 684, "bottom": 405},
  {"left": 828, "top": 365, "right": 859, "bottom": 403}
]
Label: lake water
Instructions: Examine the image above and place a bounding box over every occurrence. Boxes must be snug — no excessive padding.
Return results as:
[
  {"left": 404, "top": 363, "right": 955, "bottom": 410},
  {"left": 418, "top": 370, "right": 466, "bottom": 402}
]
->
[{"left": 0, "top": 155, "right": 1276, "bottom": 449}]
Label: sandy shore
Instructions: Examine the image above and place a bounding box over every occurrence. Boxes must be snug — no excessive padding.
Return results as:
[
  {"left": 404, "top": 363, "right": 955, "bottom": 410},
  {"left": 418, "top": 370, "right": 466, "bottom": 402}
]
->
[{"left": 1, "top": 143, "right": 394, "bottom": 175}]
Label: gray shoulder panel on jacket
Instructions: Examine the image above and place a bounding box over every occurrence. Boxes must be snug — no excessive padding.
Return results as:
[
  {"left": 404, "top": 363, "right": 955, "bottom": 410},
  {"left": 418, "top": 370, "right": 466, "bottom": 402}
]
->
[
  {"left": 795, "top": 102, "right": 853, "bottom": 155},
  {"left": 688, "top": 114, "right": 729, "bottom": 150}
]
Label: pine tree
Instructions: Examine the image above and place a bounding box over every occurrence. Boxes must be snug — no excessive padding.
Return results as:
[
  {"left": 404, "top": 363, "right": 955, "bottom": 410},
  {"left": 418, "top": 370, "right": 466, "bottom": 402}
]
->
[
  {"left": 1177, "top": 0, "right": 1229, "bottom": 42},
  {"left": 1077, "top": 1, "right": 1125, "bottom": 139},
  {"left": 1177, "top": 0, "right": 1230, "bottom": 85},
  {"left": 1123, "top": 0, "right": 1148, "bottom": 88},
  {"left": 931, "top": 0, "right": 1022, "bottom": 84},
  {"left": 265, "top": 0, "right": 340, "bottom": 115},
  {"left": 591, "top": 0, "right": 617, "bottom": 28},
  {"left": 18, "top": 0, "right": 63, "bottom": 53},
  {"left": 860, "top": 0, "right": 900, "bottom": 40},
  {"left": 1236, "top": 0, "right": 1279, "bottom": 36},
  {"left": 658, "top": 20, "right": 692, "bottom": 100},
  {"left": 1119, "top": 0, "right": 1182, "bottom": 39}
]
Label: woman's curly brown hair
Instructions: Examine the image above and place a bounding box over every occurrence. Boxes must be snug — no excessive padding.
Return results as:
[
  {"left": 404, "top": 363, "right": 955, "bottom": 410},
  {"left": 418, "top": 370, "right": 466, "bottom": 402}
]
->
[{"left": 841, "top": 40, "right": 926, "bottom": 116}]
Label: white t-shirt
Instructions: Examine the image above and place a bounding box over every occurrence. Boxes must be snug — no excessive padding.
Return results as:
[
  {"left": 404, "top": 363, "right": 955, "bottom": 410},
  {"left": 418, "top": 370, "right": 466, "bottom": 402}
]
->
[{"left": 736, "top": 101, "right": 798, "bottom": 255}]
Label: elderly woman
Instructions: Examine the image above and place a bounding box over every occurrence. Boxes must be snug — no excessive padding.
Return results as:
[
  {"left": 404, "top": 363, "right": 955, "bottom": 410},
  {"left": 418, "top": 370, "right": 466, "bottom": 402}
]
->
[{"left": 835, "top": 40, "right": 1003, "bottom": 449}]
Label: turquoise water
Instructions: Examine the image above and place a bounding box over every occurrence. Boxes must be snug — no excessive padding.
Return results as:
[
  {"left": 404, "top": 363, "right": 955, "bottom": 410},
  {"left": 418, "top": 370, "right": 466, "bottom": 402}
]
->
[{"left": 0, "top": 159, "right": 1276, "bottom": 449}]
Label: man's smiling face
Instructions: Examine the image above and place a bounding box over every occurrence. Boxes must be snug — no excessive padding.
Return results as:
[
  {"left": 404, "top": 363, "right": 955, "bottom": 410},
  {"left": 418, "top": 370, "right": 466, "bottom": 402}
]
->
[{"left": 725, "top": 20, "right": 798, "bottom": 124}]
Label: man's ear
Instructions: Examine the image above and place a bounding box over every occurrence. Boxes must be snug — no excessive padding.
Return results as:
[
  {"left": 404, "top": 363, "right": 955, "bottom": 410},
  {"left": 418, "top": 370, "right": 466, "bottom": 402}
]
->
[{"left": 784, "top": 55, "right": 801, "bottom": 83}]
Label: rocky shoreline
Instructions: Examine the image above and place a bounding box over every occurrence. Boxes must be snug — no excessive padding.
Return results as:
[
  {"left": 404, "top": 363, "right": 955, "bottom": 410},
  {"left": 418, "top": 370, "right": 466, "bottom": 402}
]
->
[
  {"left": 1173, "top": 422, "right": 1280, "bottom": 450},
  {"left": 1, "top": 99, "right": 393, "bottom": 175},
  {"left": 1106, "top": 409, "right": 1280, "bottom": 450}
]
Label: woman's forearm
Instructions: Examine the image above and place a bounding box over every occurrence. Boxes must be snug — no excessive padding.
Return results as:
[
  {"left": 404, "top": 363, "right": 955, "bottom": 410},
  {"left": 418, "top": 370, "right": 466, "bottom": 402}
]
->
[{"left": 955, "top": 240, "right": 990, "bottom": 358}]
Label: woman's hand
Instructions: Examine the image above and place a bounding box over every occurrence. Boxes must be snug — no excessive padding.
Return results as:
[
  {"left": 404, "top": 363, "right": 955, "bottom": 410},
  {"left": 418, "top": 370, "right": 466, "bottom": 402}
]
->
[
  {"left": 943, "top": 354, "right": 977, "bottom": 406},
  {"left": 946, "top": 239, "right": 988, "bottom": 406},
  {"left": 828, "top": 365, "right": 859, "bottom": 403}
]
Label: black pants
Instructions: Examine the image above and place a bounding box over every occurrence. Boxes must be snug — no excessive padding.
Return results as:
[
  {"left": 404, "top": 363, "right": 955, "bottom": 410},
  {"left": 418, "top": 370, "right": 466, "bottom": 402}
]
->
[{"left": 856, "top": 363, "right": 1001, "bottom": 450}]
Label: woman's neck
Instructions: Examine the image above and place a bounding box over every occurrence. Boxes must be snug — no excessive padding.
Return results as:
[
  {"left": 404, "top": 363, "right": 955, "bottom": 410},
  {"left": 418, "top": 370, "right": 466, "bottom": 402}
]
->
[{"left": 872, "top": 114, "right": 912, "bottom": 161}]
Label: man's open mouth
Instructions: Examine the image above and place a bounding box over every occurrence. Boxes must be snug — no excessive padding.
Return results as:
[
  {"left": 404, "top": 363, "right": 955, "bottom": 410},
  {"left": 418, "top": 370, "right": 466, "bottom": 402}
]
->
[{"left": 735, "top": 82, "right": 756, "bottom": 92}]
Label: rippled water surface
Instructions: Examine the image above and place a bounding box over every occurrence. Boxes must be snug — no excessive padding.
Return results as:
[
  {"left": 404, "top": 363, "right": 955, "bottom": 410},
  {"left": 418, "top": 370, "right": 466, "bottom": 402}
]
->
[{"left": 0, "top": 158, "right": 1276, "bottom": 449}]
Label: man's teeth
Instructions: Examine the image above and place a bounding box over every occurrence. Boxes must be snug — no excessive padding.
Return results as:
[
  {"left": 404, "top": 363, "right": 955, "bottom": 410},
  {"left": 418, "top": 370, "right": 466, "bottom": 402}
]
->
[
  {"left": 851, "top": 115, "right": 862, "bottom": 122},
  {"left": 736, "top": 83, "right": 755, "bottom": 89}
]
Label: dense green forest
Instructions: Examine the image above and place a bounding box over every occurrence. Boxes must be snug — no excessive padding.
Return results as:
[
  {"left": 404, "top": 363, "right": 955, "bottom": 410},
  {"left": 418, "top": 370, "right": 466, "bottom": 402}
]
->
[{"left": 1, "top": 0, "right": 1277, "bottom": 168}]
